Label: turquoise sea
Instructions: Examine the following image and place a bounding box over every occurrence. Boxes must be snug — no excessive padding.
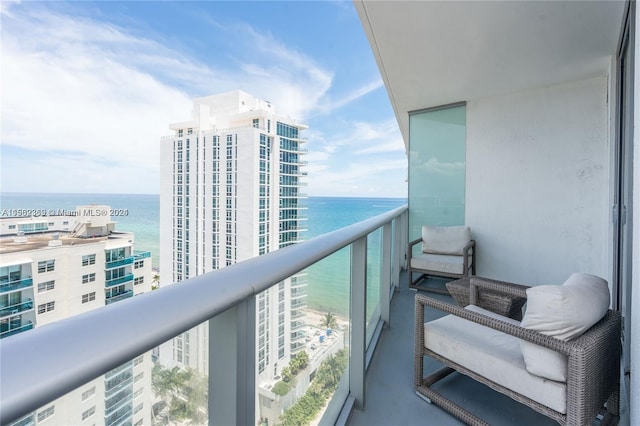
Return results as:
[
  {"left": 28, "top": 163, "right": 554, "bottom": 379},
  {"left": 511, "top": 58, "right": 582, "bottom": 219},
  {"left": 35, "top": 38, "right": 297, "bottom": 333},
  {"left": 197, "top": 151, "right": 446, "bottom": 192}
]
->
[{"left": 0, "top": 193, "right": 406, "bottom": 315}]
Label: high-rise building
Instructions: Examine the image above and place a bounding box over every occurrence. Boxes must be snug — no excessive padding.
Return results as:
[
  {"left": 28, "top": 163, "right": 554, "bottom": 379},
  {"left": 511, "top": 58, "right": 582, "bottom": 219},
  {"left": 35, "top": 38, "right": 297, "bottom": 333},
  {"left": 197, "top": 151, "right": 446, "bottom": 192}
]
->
[
  {"left": 0, "top": 206, "right": 153, "bottom": 426},
  {"left": 159, "top": 90, "right": 308, "bottom": 385}
]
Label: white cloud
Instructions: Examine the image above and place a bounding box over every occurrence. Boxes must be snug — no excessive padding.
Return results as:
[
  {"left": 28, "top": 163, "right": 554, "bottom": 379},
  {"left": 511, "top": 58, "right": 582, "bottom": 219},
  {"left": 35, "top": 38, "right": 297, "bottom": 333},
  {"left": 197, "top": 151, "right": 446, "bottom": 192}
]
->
[
  {"left": 308, "top": 158, "right": 407, "bottom": 197},
  {"left": 420, "top": 158, "right": 465, "bottom": 175},
  {"left": 1, "top": 3, "right": 399, "bottom": 196},
  {"left": 315, "top": 79, "right": 384, "bottom": 115},
  {"left": 1, "top": 7, "right": 196, "bottom": 193}
]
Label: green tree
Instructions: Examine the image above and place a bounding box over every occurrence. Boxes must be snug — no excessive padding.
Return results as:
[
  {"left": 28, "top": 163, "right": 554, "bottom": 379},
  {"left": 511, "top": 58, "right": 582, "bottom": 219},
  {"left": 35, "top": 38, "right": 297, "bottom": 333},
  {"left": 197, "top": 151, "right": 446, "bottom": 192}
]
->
[
  {"left": 272, "top": 380, "right": 290, "bottom": 396},
  {"left": 152, "top": 364, "right": 207, "bottom": 425},
  {"left": 277, "top": 349, "right": 348, "bottom": 425},
  {"left": 320, "top": 312, "right": 337, "bottom": 330},
  {"left": 152, "top": 272, "right": 160, "bottom": 290}
]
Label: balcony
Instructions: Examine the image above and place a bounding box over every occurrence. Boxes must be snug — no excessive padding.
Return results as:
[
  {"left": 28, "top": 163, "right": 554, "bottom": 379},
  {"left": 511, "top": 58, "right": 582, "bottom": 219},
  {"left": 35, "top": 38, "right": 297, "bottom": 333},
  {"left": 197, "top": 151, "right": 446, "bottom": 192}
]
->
[
  {"left": 105, "top": 257, "right": 134, "bottom": 269},
  {"left": 0, "top": 278, "right": 33, "bottom": 294},
  {"left": 132, "top": 251, "right": 151, "bottom": 260},
  {"left": 105, "top": 290, "right": 133, "bottom": 304},
  {"left": 105, "top": 273, "right": 134, "bottom": 287},
  {"left": 0, "top": 300, "right": 34, "bottom": 318},
  {"left": 4, "top": 204, "right": 623, "bottom": 426},
  {"left": 0, "top": 321, "right": 33, "bottom": 339}
]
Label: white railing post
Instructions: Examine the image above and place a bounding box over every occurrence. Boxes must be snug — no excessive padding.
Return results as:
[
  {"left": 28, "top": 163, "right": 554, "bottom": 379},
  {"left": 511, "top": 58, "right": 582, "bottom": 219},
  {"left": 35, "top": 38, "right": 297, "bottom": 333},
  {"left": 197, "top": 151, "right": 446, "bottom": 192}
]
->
[
  {"left": 393, "top": 217, "right": 402, "bottom": 291},
  {"left": 401, "top": 210, "right": 409, "bottom": 270},
  {"left": 209, "top": 297, "right": 256, "bottom": 425},
  {"left": 380, "top": 223, "right": 392, "bottom": 325},
  {"left": 350, "top": 236, "right": 367, "bottom": 410}
]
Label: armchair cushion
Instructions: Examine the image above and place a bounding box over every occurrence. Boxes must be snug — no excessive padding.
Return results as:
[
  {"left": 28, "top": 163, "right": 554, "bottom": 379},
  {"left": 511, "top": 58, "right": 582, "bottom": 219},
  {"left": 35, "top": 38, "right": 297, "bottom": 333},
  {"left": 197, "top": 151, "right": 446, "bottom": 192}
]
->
[
  {"left": 520, "top": 273, "right": 610, "bottom": 382},
  {"left": 411, "top": 253, "right": 470, "bottom": 275},
  {"left": 422, "top": 225, "right": 471, "bottom": 255},
  {"left": 424, "top": 305, "right": 567, "bottom": 413}
]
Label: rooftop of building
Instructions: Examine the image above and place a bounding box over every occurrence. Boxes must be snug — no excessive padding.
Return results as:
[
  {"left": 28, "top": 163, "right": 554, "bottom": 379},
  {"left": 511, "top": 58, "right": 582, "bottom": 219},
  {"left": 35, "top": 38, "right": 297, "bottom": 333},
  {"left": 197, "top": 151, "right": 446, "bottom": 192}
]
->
[{"left": 0, "top": 231, "right": 132, "bottom": 255}]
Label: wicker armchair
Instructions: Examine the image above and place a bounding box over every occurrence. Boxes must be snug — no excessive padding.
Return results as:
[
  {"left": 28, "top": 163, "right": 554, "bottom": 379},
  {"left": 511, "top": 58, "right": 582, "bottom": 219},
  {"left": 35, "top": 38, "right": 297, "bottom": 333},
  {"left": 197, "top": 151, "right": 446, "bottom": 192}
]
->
[
  {"left": 408, "top": 225, "right": 475, "bottom": 292},
  {"left": 415, "top": 277, "right": 621, "bottom": 425}
]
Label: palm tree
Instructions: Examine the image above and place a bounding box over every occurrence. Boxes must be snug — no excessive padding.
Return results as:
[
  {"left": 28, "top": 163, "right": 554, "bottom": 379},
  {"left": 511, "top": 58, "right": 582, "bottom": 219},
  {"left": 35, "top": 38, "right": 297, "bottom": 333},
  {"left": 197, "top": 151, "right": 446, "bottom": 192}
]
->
[
  {"left": 321, "top": 312, "right": 337, "bottom": 330},
  {"left": 152, "top": 272, "right": 160, "bottom": 290},
  {"left": 152, "top": 365, "right": 207, "bottom": 425}
]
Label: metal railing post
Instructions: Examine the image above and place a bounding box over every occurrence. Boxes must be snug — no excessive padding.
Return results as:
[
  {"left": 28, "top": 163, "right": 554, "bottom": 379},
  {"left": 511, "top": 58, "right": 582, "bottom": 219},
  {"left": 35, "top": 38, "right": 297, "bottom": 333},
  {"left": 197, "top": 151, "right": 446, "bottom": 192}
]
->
[
  {"left": 393, "top": 217, "right": 402, "bottom": 291},
  {"left": 380, "top": 222, "right": 392, "bottom": 325},
  {"left": 350, "top": 236, "right": 367, "bottom": 410},
  {"left": 209, "top": 297, "right": 256, "bottom": 425}
]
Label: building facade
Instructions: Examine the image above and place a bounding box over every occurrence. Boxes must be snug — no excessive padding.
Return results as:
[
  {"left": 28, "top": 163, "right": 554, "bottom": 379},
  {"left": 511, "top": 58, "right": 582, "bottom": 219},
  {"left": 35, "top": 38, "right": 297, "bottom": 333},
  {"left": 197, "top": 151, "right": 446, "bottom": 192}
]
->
[
  {"left": 0, "top": 206, "right": 153, "bottom": 426},
  {"left": 159, "top": 89, "right": 308, "bottom": 389}
]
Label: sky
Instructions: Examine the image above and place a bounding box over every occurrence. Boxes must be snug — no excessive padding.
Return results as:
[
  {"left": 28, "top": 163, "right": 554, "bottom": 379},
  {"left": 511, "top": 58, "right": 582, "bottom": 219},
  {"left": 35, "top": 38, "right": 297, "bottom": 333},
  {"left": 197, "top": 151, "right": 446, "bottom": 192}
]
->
[{"left": 0, "top": 1, "right": 408, "bottom": 198}]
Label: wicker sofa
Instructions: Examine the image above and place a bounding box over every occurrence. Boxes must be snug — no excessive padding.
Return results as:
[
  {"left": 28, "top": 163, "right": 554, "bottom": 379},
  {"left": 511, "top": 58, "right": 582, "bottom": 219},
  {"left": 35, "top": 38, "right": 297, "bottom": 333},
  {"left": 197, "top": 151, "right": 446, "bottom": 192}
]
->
[{"left": 415, "top": 275, "right": 621, "bottom": 425}]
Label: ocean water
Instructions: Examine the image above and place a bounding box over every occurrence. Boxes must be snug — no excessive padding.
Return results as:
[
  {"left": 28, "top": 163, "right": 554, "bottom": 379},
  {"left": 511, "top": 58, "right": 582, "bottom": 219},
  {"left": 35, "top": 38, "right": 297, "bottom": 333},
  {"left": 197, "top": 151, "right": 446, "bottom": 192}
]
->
[
  {"left": 0, "top": 193, "right": 406, "bottom": 314},
  {"left": 0, "top": 193, "right": 161, "bottom": 268},
  {"left": 304, "top": 197, "right": 406, "bottom": 316}
]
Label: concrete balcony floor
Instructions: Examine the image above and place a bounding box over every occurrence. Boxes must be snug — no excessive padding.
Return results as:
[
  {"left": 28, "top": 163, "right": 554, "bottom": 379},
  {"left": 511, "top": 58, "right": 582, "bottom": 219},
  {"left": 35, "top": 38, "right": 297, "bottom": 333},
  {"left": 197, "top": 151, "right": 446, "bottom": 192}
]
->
[{"left": 347, "top": 273, "right": 622, "bottom": 426}]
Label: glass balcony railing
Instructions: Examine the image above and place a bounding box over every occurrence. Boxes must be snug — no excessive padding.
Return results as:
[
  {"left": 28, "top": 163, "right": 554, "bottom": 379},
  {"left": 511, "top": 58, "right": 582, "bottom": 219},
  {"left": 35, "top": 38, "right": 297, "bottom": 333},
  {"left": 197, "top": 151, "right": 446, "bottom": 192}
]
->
[
  {"left": 105, "top": 361, "right": 133, "bottom": 380},
  {"left": 132, "top": 251, "right": 151, "bottom": 260},
  {"left": 105, "top": 290, "right": 133, "bottom": 304},
  {"left": 0, "top": 278, "right": 33, "bottom": 294},
  {"left": 105, "top": 257, "right": 134, "bottom": 269},
  {"left": 0, "top": 205, "right": 408, "bottom": 426},
  {"left": 105, "top": 274, "right": 134, "bottom": 287},
  {"left": 0, "top": 300, "right": 34, "bottom": 317},
  {"left": 105, "top": 251, "right": 150, "bottom": 269},
  {"left": 0, "top": 322, "right": 33, "bottom": 339}
]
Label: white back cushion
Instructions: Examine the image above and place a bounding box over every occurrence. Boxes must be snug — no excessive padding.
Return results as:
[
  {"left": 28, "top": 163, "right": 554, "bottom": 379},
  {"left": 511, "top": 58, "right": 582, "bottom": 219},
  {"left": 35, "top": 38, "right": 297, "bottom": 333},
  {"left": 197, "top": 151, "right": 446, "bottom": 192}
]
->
[
  {"left": 520, "top": 273, "right": 610, "bottom": 382},
  {"left": 422, "top": 225, "right": 471, "bottom": 255}
]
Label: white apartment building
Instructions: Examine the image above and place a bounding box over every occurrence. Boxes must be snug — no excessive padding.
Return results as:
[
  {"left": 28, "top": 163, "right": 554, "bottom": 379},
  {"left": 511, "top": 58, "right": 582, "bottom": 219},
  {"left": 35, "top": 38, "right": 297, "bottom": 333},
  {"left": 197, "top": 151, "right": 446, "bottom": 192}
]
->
[
  {"left": 159, "top": 90, "right": 308, "bottom": 387},
  {"left": 0, "top": 206, "right": 153, "bottom": 426}
]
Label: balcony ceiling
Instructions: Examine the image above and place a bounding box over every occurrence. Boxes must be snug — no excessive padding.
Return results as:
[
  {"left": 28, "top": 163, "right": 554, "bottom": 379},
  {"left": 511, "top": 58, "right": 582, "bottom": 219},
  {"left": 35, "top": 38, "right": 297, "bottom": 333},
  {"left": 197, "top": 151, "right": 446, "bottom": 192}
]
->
[{"left": 354, "top": 0, "right": 626, "bottom": 145}]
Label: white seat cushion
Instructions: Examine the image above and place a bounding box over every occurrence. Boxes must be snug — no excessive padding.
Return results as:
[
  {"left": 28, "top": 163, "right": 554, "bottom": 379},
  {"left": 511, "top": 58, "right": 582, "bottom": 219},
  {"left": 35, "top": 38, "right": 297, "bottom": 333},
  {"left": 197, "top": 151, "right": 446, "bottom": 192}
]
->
[
  {"left": 520, "top": 273, "right": 610, "bottom": 382},
  {"left": 411, "top": 252, "right": 469, "bottom": 275},
  {"left": 422, "top": 225, "right": 471, "bottom": 255},
  {"left": 424, "top": 305, "right": 566, "bottom": 414}
]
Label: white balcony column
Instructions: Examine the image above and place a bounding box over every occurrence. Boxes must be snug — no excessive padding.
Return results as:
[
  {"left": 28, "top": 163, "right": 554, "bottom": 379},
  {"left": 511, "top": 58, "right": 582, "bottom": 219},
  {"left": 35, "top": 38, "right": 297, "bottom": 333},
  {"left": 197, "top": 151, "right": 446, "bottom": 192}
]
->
[
  {"left": 350, "top": 236, "right": 367, "bottom": 410},
  {"left": 208, "top": 297, "right": 256, "bottom": 425},
  {"left": 380, "top": 222, "right": 392, "bottom": 326}
]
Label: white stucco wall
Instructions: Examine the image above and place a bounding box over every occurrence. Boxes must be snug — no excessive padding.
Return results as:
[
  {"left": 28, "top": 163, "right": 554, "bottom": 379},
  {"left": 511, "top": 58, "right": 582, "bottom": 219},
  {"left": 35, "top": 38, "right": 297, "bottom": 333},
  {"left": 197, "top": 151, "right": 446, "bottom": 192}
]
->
[{"left": 466, "top": 76, "right": 609, "bottom": 285}]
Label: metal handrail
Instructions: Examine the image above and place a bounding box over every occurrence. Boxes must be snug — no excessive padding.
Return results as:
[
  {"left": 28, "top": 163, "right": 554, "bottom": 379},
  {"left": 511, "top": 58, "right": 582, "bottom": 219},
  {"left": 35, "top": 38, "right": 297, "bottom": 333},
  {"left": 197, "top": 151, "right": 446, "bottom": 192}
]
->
[{"left": 0, "top": 204, "right": 407, "bottom": 425}]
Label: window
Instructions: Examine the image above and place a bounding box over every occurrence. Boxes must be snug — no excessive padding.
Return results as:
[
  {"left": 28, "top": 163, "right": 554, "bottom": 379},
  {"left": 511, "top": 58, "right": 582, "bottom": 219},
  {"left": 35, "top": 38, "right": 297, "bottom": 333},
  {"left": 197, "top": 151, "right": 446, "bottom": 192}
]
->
[
  {"left": 82, "top": 273, "right": 96, "bottom": 284},
  {"left": 134, "top": 372, "right": 143, "bottom": 383},
  {"left": 62, "top": 221, "right": 69, "bottom": 225},
  {"left": 38, "top": 301, "right": 55, "bottom": 314},
  {"left": 81, "top": 386, "right": 96, "bottom": 401},
  {"left": 133, "top": 403, "right": 143, "bottom": 415},
  {"left": 134, "top": 277, "right": 144, "bottom": 286},
  {"left": 81, "top": 406, "right": 95, "bottom": 421},
  {"left": 133, "top": 355, "right": 144, "bottom": 366},
  {"left": 8, "top": 225, "right": 15, "bottom": 229},
  {"left": 38, "top": 260, "right": 55, "bottom": 273},
  {"left": 134, "top": 260, "right": 144, "bottom": 269},
  {"left": 38, "top": 280, "right": 55, "bottom": 293},
  {"left": 82, "top": 292, "right": 96, "bottom": 304},
  {"left": 133, "top": 388, "right": 144, "bottom": 399},
  {"left": 82, "top": 254, "right": 96, "bottom": 266},
  {"left": 37, "top": 406, "right": 54, "bottom": 422}
]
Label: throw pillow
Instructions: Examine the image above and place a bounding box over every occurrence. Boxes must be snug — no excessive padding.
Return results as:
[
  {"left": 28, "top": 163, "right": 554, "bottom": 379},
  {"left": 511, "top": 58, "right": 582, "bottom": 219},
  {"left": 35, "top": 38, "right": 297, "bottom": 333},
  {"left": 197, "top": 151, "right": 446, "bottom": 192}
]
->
[{"left": 519, "top": 273, "right": 610, "bottom": 382}]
